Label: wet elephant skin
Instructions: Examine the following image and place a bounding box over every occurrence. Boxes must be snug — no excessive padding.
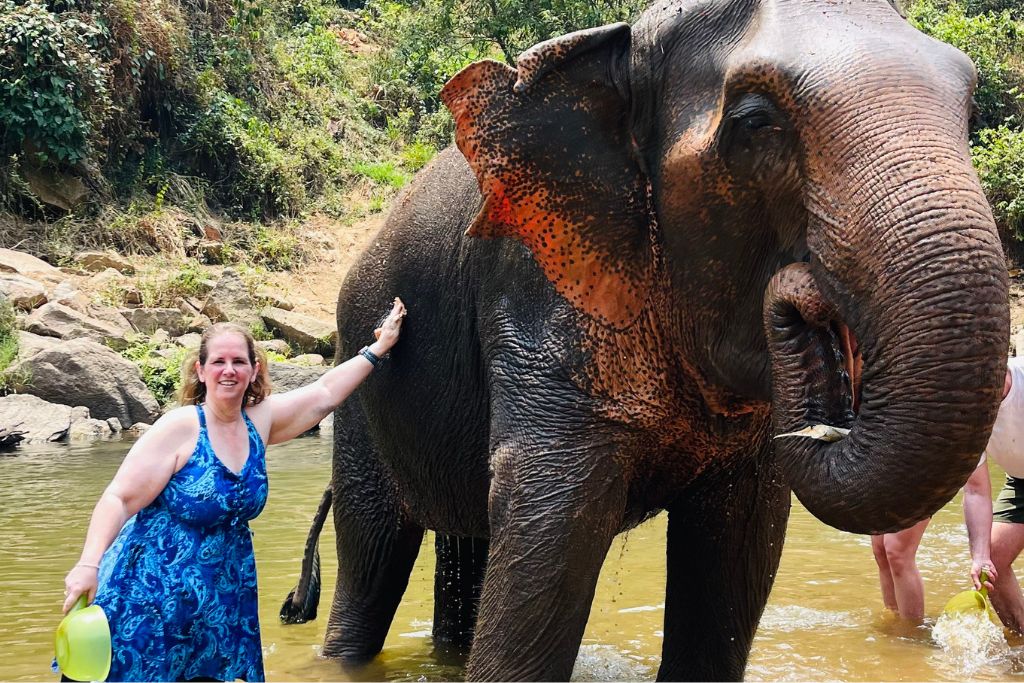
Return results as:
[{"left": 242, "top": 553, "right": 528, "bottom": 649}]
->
[{"left": 299, "top": 1, "right": 1010, "bottom": 680}]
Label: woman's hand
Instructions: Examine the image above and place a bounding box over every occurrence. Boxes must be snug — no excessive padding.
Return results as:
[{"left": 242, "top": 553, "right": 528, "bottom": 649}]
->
[
  {"left": 370, "top": 297, "right": 407, "bottom": 355},
  {"left": 63, "top": 564, "right": 99, "bottom": 614},
  {"left": 971, "top": 558, "right": 997, "bottom": 591}
]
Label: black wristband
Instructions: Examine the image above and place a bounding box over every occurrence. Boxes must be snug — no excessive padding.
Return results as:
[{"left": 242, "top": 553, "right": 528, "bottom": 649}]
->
[{"left": 359, "top": 346, "right": 382, "bottom": 369}]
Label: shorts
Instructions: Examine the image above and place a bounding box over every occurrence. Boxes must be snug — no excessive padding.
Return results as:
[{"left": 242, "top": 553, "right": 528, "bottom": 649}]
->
[{"left": 993, "top": 475, "right": 1024, "bottom": 524}]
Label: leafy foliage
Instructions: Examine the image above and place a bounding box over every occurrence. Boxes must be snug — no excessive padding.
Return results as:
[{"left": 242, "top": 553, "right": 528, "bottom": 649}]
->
[
  {"left": 120, "top": 336, "right": 189, "bottom": 406},
  {"left": 0, "top": 297, "right": 20, "bottom": 394},
  {"left": 0, "top": 1, "right": 111, "bottom": 164},
  {"left": 908, "top": 0, "right": 1024, "bottom": 133},
  {"left": 973, "top": 125, "right": 1024, "bottom": 240}
]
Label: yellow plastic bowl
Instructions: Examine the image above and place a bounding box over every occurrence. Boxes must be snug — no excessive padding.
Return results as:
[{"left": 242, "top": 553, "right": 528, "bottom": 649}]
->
[
  {"left": 55, "top": 596, "right": 111, "bottom": 682},
  {"left": 942, "top": 570, "right": 999, "bottom": 624}
]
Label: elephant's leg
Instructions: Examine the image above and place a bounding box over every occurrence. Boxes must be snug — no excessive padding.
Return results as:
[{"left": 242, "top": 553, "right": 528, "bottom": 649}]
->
[
  {"left": 432, "top": 534, "right": 489, "bottom": 656},
  {"left": 324, "top": 402, "right": 425, "bottom": 661},
  {"left": 466, "top": 440, "right": 628, "bottom": 681},
  {"left": 658, "top": 450, "right": 790, "bottom": 681}
]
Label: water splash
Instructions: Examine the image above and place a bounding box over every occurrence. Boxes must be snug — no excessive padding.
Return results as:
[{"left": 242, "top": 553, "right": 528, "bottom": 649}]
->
[
  {"left": 931, "top": 611, "right": 1009, "bottom": 678},
  {"left": 570, "top": 644, "right": 653, "bottom": 681}
]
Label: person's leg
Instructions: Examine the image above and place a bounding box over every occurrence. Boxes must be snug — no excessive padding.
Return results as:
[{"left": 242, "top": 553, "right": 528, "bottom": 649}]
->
[
  {"left": 881, "top": 518, "right": 930, "bottom": 621},
  {"left": 989, "top": 521, "right": 1024, "bottom": 633},
  {"left": 871, "top": 534, "right": 899, "bottom": 612}
]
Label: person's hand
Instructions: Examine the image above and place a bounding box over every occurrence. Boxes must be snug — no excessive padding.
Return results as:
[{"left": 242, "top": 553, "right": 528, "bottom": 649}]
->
[
  {"left": 63, "top": 564, "right": 99, "bottom": 614},
  {"left": 971, "top": 558, "right": 997, "bottom": 591},
  {"left": 370, "top": 297, "right": 406, "bottom": 355}
]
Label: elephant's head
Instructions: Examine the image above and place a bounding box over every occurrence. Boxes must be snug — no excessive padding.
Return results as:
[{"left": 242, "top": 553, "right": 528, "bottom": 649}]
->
[{"left": 441, "top": 0, "right": 1009, "bottom": 533}]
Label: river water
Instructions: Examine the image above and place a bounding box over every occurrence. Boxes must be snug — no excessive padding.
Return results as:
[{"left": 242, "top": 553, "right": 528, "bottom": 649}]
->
[{"left": 2, "top": 434, "right": 1023, "bottom": 681}]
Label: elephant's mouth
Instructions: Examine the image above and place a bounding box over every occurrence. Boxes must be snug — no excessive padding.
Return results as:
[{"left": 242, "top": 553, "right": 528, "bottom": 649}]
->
[
  {"left": 764, "top": 263, "right": 862, "bottom": 441},
  {"left": 836, "top": 322, "right": 862, "bottom": 415}
]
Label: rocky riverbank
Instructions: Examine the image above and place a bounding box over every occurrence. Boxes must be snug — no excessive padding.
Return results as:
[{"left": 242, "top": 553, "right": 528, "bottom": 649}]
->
[{"left": 0, "top": 247, "right": 339, "bottom": 448}]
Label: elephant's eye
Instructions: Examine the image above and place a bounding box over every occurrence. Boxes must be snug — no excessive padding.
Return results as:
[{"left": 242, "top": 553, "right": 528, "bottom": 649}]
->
[{"left": 741, "top": 112, "right": 775, "bottom": 132}]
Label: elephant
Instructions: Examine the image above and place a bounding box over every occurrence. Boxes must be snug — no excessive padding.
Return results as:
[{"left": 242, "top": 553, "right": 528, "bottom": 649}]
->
[{"left": 281, "top": 0, "right": 1010, "bottom": 679}]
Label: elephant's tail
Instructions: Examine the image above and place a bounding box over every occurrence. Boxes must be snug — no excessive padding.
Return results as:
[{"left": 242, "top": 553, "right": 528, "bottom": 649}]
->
[{"left": 280, "top": 486, "right": 332, "bottom": 624}]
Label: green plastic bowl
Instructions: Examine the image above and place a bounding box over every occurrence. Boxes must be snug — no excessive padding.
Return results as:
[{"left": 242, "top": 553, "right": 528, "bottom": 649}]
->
[
  {"left": 55, "top": 595, "right": 111, "bottom": 681},
  {"left": 942, "top": 569, "right": 999, "bottom": 624}
]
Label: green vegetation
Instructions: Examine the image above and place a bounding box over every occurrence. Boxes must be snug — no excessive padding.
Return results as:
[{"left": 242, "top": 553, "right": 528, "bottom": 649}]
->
[
  {"left": 120, "top": 336, "right": 190, "bottom": 406},
  {"left": 0, "top": 297, "right": 18, "bottom": 394},
  {"left": 908, "top": 0, "right": 1024, "bottom": 242},
  {"left": 1, "top": 0, "right": 1022, "bottom": 257}
]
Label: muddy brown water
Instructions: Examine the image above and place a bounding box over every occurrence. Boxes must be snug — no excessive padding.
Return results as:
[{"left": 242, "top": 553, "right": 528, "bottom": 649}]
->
[{"left": 2, "top": 435, "right": 1023, "bottom": 681}]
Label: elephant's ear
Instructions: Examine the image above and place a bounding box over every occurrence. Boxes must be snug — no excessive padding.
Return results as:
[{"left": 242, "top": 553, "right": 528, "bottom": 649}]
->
[{"left": 441, "top": 24, "right": 654, "bottom": 330}]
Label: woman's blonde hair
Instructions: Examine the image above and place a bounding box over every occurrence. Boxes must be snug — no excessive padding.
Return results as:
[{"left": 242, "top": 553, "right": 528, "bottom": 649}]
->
[{"left": 177, "top": 322, "right": 272, "bottom": 406}]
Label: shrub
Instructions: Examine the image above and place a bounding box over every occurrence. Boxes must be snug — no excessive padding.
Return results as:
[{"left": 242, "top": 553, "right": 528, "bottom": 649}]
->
[
  {"left": 909, "top": 0, "right": 1024, "bottom": 133},
  {"left": 0, "top": 1, "right": 111, "bottom": 164},
  {"left": 973, "top": 125, "right": 1024, "bottom": 240},
  {"left": 120, "top": 337, "right": 190, "bottom": 406},
  {"left": 0, "top": 297, "right": 20, "bottom": 394}
]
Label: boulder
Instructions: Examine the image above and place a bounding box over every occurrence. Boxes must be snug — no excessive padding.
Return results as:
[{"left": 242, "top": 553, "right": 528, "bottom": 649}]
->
[
  {"left": 22, "top": 302, "right": 132, "bottom": 350},
  {"left": 16, "top": 331, "right": 59, "bottom": 359},
  {"left": 0, "top": 394, "right": 73, "bottom": 442},
  {"left": 201, "top": 269, "right": 261, "bottom": 330},
  {"left": 0, "top": 274, "right": 47, "bottom": 310},
  {"left": 49, "top": 281, "right": 93, "bottom": 312},
  {"left": 256, "top": 287, "right": 294, "bottom": 311},
  {"left": 256, "top": 339, "right": 292, "bottom": 356},
  {"left": 121, "top": 307, "right": 189, "bottom": 336},
  {"left": 128, "top": 422, "right": 151, "bottom": 434},
  {"left": 106, "top": 417, "right": 123, "bottom": 433},
  {"left": 0, "top": 249, "right": 61, "bottom": 277},
  {"left": 69, "top": 418, "right": 114, "bottom": 440},
  {"left": 74, "top": 251, "right": 136, "bottom": 275},
  {"left": 261, "top": 307, "right": 336, "bottom": 355},
  {"left": 291, "top": 353, "right": 326, "bottom": 366},
  {"left": 10, "top": 338, "right": 161, "bottom": 426},
  {"left": 268, "top": 362, "right": 327, "bottom": 393},
  {"left": 174, "top": 333, "right": 202, "bottom": 350}
]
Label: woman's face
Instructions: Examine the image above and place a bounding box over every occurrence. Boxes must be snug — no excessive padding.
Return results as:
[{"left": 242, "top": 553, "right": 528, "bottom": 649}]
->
[{"left": 196, "top": 332, "right": 258, "bottom": 403}]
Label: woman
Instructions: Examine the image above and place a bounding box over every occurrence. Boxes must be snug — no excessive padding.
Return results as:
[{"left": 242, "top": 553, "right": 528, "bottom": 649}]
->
[{"left": 60, "top": 297, "right": 406, "bottom": 682}]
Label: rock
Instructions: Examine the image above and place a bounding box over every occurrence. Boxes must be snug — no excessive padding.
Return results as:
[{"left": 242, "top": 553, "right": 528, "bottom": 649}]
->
[
  {"left": 74, "top": 251, "right": 136, "bottom": 274},
  {"left": 318, "top": 412, "right": 333, "bottom": 433},
  {"left": 22, "top": 165, "right": 88, "bottom": 211},
  {"left": 50, "top": 281, "right": 92, "bottom": 311},
  {"left": 88, "top": 267, "right": 124, "bottom": 289},
  {"left": 291, "top": 353, "right": 326, "bottom": 366},
  {"left": 70, "top": 405, "right": 90, "bottom": 422},
  {"left": 174, "top": 333, "right": 202, "bottom": 350},
  {"left": 1013, "top": 327, "right": 1024, "bottom": 356},
  {"left": 268, "top": 362, "right": 327, "bottom": 393},
  {"left": 185, "top": 313, "right": 211, "bottom": 333},
  {"left": 0, "top": 394, "right": 73, "bottom": 442},
  {"left": 261, "top": 307, "right": 337, "bottom": 355},
  {"left": 107, "top": 417, "right": 123, "bottom": 433},
  {"left": 201, "top": 270, "right": 261, "bottom": 330},
  {"left": 0, "top": 248, "right": 61, "bottom": 278},
  {"left": 0, "top": 274, "right": 46, "bottom": 310},
  {"left": 199, "top": 240, "right": 224, "bottom": 263},
  {"left": 22, "top": 302, "right": 132, "bottom": 350},
  {"left": 10, "top": 338, "right": 161, "bottom": 426},
  {"left": 16, "top": 331, "right": 59, "bottom": 359},
  {"left": 128, "top": 422, "right": 151, "bottom": 434},
  {"left": 256, "top": 287, "right": 294, "bottom": 311},
  {"left": 256, "top": 339, "right": 292, "bottom": 356},
  {"left": 69, "top": 418, "right": 113, "bottom": 440},
  {"left": 121, "top": 307, "right": 189, "bottom": 336}
]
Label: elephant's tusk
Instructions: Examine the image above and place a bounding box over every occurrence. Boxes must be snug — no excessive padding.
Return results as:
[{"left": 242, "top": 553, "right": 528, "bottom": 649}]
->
[{"left": 774, "top": 424, "right": 851, "bottom": 442}]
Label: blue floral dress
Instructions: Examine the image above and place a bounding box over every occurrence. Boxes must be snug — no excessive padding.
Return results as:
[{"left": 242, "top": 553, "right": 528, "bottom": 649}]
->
[{"left": 93, "top": 404, "right": 268, "bottom": 682}]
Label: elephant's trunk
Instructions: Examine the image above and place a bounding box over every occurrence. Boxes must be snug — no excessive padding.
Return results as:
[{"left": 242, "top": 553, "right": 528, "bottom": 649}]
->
[{"left": 765, "top": 136, "right": 1009, "bottom": 534}]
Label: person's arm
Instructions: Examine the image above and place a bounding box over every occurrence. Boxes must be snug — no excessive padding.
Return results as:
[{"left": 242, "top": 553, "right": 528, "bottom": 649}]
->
[
  {"left": 62, "top": 409, "right": 195, "bottom": 612},
  {"left": 262, "top": 297, "right": 406, "bottom": 445},
  {"left": 964, "top": 458, "right": 997, "bottom": 590}
]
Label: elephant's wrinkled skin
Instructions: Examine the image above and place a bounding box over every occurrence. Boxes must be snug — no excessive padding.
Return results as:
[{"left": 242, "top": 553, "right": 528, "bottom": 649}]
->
[{"left": 287, "top": 1, "right": 1009, "bottom": 679}]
